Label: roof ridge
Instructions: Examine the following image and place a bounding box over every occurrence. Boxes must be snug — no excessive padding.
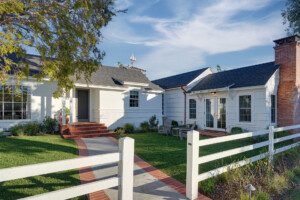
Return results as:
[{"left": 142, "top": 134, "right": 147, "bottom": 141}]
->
[
  {"left": 211, "top": 61, "right": 275, "bottom": 75},
  {"left": 153, "top": 67, "right": 208, "bottom": 81}
]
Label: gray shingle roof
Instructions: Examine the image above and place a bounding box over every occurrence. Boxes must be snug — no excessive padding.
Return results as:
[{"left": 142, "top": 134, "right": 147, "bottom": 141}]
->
[
  {"left": 76, "top": 65, "right": 163, "bottom": 91},
  {"left": 3, "top": 54, "right": 162, "bottom": 91},
  {"left": 152, "top": 68, "right": 209, "bottom": 89},
  {"left": 189, "top": 62, "right": 279, "bottom": 92}
]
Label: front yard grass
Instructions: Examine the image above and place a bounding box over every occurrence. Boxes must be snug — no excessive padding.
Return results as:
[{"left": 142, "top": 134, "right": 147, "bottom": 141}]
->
[
  {"left": 125, "top": 132, "right": 260, "bottom": 183},
  {"left": 125, "top": 132, "right": 291, "bottom": 184},
  {"left": 0, "top": 135, "right": 86, "bottom": 200}
]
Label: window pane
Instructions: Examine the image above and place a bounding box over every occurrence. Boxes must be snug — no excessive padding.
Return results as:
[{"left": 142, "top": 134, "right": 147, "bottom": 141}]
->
[
  {"left": 13, "top": 111, "right": 23, "bottom": 119},
  {"left": 189, "top": 99, "right": 196, "bottom": 119},
  {"left": 4, "top": 112, "right": 12, "bottom": 119},
  {"left": 239, "top": 95, "right": 251, "bottom": 122},
  {"left": 271, "top": 95, "right": 276, "bottom": 123},
  {"left": 4, "top": 93, "right": 12, "bottom": 102},
  {"left": 129, "top": 91, "right": 139, "bottom": 107},
  {"left": 14, "top": 103, "right": 22, "bottom": 110},
  {"left": 4, "top": 103, "right": 12, "bottom": 111}
]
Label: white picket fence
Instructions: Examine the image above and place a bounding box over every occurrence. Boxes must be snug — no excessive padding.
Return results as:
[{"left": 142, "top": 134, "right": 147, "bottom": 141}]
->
[
  {"left": 186, "top": 125, "right": 300, "bottom": 200},
  {"left": 0, "top": 137, "right": 135, "bottom": 200}
]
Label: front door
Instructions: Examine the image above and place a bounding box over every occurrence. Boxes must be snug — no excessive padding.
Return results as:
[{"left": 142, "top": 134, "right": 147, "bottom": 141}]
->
[
  {"left": 205, "top": 98, "right": 227, "bottom": 130},
  {"left": 77, "top": 89, "right": 89, "bottom": 122}
]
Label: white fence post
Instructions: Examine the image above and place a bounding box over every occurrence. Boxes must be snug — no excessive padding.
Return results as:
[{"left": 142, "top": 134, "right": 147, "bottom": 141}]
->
[
  {"left": 118, "top": 137, "right": 134, "bottom": 200},
  {"left": 268, "top": 126, "right": 275, "bottom": 164},
  {"left": 186, "top": 130, "right": 199, "bottom": 200}
]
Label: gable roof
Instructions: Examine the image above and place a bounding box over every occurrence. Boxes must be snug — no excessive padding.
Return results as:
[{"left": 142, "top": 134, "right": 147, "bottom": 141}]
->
[
  {"left": 189, "top": 62, "right": 279, "bottom": 92},
  {"left": 152, "top": 68, "right": 209, "bottom": 89},
  {"left": 76, "top": 66, "right": 163, "bottom": 91},
  {"left": 3, "top": 54, "right": 162, "bottom": 91}
]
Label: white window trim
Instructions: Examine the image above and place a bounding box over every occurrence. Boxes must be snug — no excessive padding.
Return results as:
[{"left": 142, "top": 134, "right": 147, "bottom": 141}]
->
[
  {"left": 239, "top": 95, "right": 252, "bottom": 123},
  {"left": 129, "top": 90, "right": 139, "bottom": 108},
  {"left": 189, "top": 99, "right": 197, "bottom": 119}
]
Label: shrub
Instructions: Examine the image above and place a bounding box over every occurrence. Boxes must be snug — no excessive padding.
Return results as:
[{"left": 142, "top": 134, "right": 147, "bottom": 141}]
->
[
  {"left": 199, "top": 178, "right": 216, "bottom": 195},
  {"left": 10, "top": 122, "right": 42, "bottom": 136},
  {"left": 23, "top": 122, "right": 42, "bottom": 135},
  {"left": 230, "top": 127, "right": 243, "bottom": 134},
  {"left": 140, "top": 121, "right": 150, "bottom": 132},
  {"left": 269, "top": 173, "right": 288, "bottom": 193},
  {"left": 10, "top": 124, "right": 25, "bottom": 136},
  {"left": 42, "top": 116, "right": 58, "bottom": 134},
  {"left": 149, "top": 115, "right": 159, "bottom": 130},
  {"left": 123, "top": 123, "right": 134, "bottom": 134},
  {"left": 115, "top": 127, "right": 125, "bottom": 138},
  {"left": 171, "top": 120, "right": 178, "bottom": 127},
  {"left": 240, "top": 191, "right": 269, "bottom": 200}
]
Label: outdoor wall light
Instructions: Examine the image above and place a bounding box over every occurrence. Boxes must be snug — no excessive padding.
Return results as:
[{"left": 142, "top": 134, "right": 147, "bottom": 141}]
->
[{"left": 245, "top": 184, "right": 256, "bottom": 199}]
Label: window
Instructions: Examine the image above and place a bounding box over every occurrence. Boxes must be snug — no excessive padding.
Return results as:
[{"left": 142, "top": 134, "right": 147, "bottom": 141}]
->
[
  {"left": 205, "top": 99, "right": 214, "bottom": 127},
  {"left": 162, "top": 94, "right": 164, "bottom": 115},
  {"left": 189, "top": 99, "right": 196, "bottom": 119},
  {"left": 271, "top": 95, "right": 276, "bottom": 123},
  {"left": 0, "top": 85, "right": 31, "bottom": 120},
  {"left": 239, "top": 95, "right": 251, "bottom": 122},
  {"left": 129, "top": 91, "right": 139, "bottom": 107}
]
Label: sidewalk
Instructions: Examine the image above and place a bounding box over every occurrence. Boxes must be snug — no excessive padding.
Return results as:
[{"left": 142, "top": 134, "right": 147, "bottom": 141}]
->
[{"left": 76, "top": 137, "right": 210, "bottom": 200}]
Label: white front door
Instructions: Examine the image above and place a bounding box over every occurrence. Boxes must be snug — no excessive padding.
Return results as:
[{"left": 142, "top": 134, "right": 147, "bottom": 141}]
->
[{"left": 204, "top": 98, "right": 227, "bottom": 131}]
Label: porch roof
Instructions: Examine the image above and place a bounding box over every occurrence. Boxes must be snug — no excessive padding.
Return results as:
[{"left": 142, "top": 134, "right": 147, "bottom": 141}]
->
[{"left": 189, "top": 62, "right": 279, "bottom": 92}]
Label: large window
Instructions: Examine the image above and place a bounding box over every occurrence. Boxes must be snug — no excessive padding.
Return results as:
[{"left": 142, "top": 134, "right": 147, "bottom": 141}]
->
[
  {"left": 0, "top": 85, "right": 31, "bottom": 120},
  {"left": 271, "top": 95, "right": 276, "bottom": 123},
  {"left": 239, "top": 95, "right": 251, "bottom": 122},
  {"left": 189, "top": 99, "right": 196, "bottom": 119},
  {"left": 129, "top": 91, "right": 139, "bottom": 107}
]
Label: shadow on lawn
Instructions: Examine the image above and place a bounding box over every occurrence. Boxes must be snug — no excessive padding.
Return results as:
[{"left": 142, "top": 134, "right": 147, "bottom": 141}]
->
[
  {"left": 0, "top": 136, "right": 78, "bottom": 157},
  {"left": 0, "top": 171, "right": 85, "bottom": 200}
]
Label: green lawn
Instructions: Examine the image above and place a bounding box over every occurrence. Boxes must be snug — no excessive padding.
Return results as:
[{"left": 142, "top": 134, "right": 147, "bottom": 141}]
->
[
  {"left": 125, "top": 132, "right": 289, "bottom": 184},
  {"left": 0, "top": 135, "right": 86, "bottom": 200}
]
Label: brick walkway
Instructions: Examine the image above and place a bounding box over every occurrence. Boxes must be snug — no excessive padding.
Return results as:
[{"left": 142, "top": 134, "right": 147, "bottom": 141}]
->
[
  {"left": 199, "top": 129, "right": 227, "bottom": 137},
  {"left": 75, "top": 139, "right": 110, "bottom": 200},
  {"left": 76, "top": 137, "right": 211, "bottom": 200}
]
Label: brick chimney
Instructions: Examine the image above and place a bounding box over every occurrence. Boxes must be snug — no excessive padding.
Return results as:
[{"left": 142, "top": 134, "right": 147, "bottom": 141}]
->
[{"left": 274, "top": 35, "right": 300, "bottom": 127}]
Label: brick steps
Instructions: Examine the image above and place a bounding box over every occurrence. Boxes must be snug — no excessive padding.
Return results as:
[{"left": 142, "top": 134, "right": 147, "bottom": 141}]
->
[
  {"left": 63, "top": 132, "right": 114, "bottom": 139},
  {"left": 61, "top": 122, "right": 114, "bottom": 139}
]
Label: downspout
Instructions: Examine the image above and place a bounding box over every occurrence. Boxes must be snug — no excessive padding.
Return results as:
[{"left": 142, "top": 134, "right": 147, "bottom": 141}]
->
[{"left": 181, "top": 86, "right": 187, "bottom": 125}]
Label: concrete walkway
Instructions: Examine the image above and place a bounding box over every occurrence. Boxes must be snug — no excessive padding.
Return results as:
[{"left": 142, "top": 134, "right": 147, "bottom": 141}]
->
[{"left": 81, "top": 137, "right": 188, "bottom": 200}]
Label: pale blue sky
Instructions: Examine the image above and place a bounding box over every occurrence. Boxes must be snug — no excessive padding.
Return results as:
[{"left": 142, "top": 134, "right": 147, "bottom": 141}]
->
[{"left": 101, "top": 0, "right": 287, "bottom": 80}]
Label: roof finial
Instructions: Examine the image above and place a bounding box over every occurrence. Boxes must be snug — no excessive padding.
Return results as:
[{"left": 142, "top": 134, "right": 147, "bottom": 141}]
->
[{"left": 130, "top": 54, "right": 136, "bottom": 66}]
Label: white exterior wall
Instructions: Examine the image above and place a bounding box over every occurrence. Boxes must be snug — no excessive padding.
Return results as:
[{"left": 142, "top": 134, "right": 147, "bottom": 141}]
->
[
  {"left": 0, "top": 81, "right": 162, "bottom": 131},
  {"left": 164, "top": 88, "right": 185, "bottom": 125},
  {"left": 265, "top": 69, "right": 280, "bottom": 126},
  {"left": 0, "top": 80, "right": 70, "bottom": 130},
  {"left": 98, "top": 88, "right": 162, "bottom": 130},
  {"left": 187, "top": 86, "right": 274, "bottom": 132}
]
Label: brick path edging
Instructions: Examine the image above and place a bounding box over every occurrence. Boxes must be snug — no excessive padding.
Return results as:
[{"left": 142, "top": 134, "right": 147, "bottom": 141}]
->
[
  {"left": 109, "top": 137, "right": 211, "bottom": 200},
  {"left": 75, "top": 139, "right": 110, "bottom": 200}
]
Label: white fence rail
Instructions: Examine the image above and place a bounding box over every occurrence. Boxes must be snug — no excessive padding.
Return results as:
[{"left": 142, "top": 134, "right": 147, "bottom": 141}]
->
[
  {"left": 0, "top": 137, "right": 134, "bottom": 200},
  {"left": 186, "top": 125, "right": 300, "bottom": 200}
]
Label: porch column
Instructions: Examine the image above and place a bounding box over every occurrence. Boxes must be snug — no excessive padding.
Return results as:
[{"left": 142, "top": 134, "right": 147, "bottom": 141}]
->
[
  {"left": 69, "top": 89, "right": 74, "bottom": 124},
  {"left": 62, "top": 90, "right": 66, "bottom": 125}
]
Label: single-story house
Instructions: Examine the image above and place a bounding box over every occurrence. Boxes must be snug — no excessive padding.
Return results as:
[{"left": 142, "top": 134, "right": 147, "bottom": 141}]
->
[
  {"left": 153, "top": 35, "right": 300, "bottom": 132},
  {"left": 152, "top": 68, "right": 212, "bottom": 125},
  {"left": 0, "top": 54, "right": 163, "bottom": 130}
]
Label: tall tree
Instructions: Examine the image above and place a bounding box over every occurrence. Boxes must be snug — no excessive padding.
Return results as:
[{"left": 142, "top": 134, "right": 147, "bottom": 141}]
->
[
  {"left": 0, "top": 0, "right": 117, "bottom": 97},
  {"left": 282, "top": 0, "right": 300, "bottom": 35}
]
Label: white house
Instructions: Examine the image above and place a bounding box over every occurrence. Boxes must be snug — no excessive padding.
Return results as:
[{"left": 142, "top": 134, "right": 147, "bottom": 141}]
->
[
  {"left": 0, "top": 55, "right": 163, "bottom": 131},
  {"left": 152, "top": 68, "right": 212, "bottom": 125},
  {"left": 153, "top": 35, "right": 300, "bottom": 133}
]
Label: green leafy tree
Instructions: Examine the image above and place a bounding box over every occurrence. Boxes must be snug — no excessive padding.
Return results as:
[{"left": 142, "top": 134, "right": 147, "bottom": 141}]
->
[
  {"left": 0, "top": 0, "right": 117, "bottom": 97},
  {"left": 282, "top": 0, "right": 300, "bottom": 34}
]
